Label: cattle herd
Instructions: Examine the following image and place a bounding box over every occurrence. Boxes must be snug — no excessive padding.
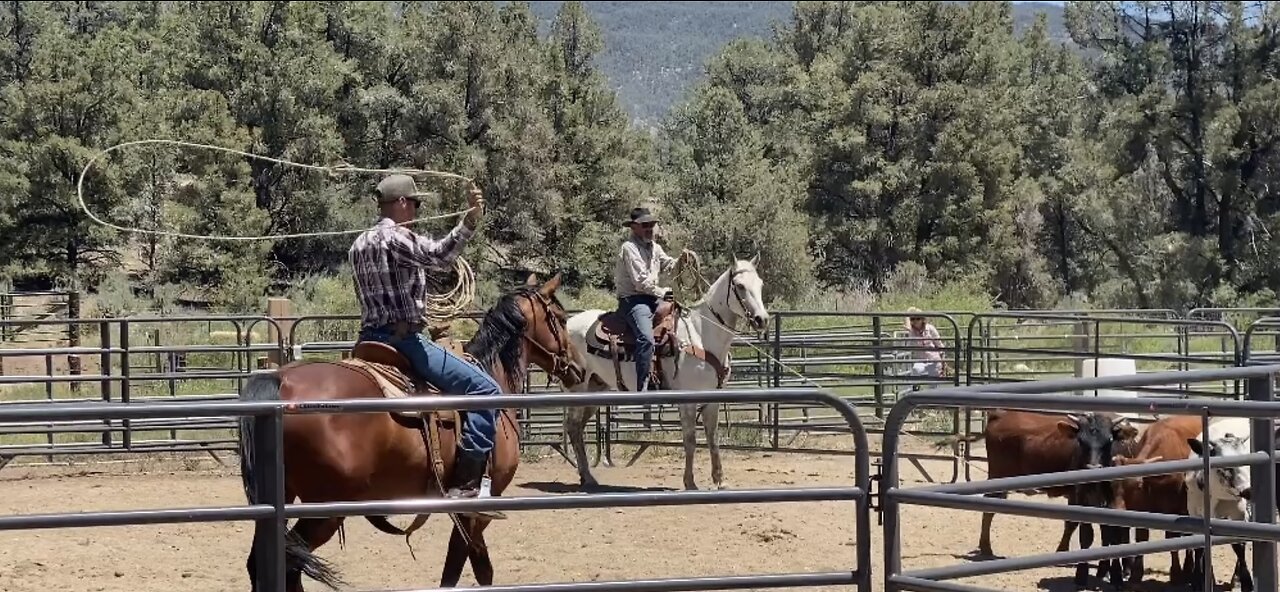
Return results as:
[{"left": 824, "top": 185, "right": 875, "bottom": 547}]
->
[{"left": 951, "top": 409, "right": 1274, "bottom": 591}]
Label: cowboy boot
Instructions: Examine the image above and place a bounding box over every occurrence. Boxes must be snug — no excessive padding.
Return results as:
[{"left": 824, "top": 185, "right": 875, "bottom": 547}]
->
[{"left": 446, "top": 451, "right": 506, "bottom": 520}]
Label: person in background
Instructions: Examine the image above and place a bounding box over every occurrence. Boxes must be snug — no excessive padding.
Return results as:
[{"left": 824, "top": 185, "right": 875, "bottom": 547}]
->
[{"left": 904, "top": 307, "right": 947, "bottom": 381}]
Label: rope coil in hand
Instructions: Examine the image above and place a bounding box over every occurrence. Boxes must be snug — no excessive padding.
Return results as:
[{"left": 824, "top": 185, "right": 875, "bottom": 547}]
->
[{"left": 75, "top": 138, "right": 478, "bottom": 318}]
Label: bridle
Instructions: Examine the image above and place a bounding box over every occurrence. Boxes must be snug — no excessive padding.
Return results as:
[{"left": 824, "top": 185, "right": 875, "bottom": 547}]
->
[
  {"left": 519, "top": 292, "right": 581, "bottom": 386},
  {"left": 711, "top": 268, "right": 759, "bottom": 331}
]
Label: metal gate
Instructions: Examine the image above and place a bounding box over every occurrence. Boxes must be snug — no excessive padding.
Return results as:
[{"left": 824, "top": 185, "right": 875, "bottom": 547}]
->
[
  {"left": 0, "top": 387, "right": 872, "bottom": 592},
  {"left": 879, "top": 365, "right": 1280, "bottom": 592}
]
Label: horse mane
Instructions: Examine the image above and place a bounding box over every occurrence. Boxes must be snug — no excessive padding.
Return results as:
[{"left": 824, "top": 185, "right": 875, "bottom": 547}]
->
[{"left": 464, "top": 285, "right": 552, "bottom": 390}]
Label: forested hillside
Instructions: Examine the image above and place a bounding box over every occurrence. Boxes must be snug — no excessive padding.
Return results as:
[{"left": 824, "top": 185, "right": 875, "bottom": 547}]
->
[
  {"left": 0, "top": 1, "right": 1277, "bottom": 319},
  {"left": 523, "top": 1, "right": 1071, "bottom": 125}
]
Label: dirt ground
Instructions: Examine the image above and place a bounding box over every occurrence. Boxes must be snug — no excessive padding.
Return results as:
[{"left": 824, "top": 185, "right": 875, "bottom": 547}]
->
[{"left": 0, "top": 441, "right": 1251, "bottom": 592}]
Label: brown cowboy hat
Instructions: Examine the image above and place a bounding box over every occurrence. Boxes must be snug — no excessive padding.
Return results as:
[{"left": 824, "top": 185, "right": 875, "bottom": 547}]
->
[{"left": 623, "top": 207, "right": 660, "bottom": 227}]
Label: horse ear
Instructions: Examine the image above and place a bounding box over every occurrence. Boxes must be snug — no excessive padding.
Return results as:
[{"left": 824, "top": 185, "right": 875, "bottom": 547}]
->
[
  {"left": 749, "top": 252, "right": 759, "bottom": 266},
  {"left": 540, "top": 272, "right": 562, "bottom": 296},
  {"left": 525, "top": 273, "right": 538, "bottom": 286}
]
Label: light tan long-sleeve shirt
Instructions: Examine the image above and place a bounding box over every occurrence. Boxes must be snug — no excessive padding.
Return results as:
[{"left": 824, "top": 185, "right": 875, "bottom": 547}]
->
[{"left": 614, "top": 237, "right": 678, "bottom": 299}]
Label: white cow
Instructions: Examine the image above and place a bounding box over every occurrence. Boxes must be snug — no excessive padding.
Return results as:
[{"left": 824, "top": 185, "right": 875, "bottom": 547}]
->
[{"left": 1185, "top": 417, "right": 1254, "bottom": 592}]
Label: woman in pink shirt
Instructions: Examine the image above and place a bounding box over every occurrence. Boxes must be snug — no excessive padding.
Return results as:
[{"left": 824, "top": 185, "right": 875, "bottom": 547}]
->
[{"left": 904, "top": 307, "right": 947, "bottom": 379}]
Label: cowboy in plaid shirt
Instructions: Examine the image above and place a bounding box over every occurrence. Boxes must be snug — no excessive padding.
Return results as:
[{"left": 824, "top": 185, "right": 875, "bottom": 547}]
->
[{"left": 349, "top": 174, "right": 502, "bottom": 513}]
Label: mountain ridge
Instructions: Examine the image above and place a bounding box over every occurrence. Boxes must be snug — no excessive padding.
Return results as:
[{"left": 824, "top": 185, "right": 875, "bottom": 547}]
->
[{"left": 524, "top": 1, "right": 1070, "bottom": 125}]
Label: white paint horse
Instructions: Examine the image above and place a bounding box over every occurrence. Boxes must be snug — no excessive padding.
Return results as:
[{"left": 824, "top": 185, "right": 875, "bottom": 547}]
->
[
  {"left": 562, "top": 256, "right": 770, "bottom": 490},
  {"left": 1186, "top": 417, "right": 1254, "bottom": 592}
]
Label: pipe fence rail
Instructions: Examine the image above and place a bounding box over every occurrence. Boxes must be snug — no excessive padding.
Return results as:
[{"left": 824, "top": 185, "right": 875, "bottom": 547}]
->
[
  {"left": 3, "top": 307, "right": 1280, "bottom": 470},
  {"left": 880, "top": 364, "right": 1280, "bottom": 592},
  {"left": 13, "top": 316, "right": 1280, "bottom": 589},
  {"left": 0, "top": 387, "right": 871, "bottom": 592}
]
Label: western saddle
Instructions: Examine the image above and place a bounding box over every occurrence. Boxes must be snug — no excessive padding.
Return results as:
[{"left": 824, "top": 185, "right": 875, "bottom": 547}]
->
[
  {"left": 338, "top": 323, "right": 466, "bottom": 408},
  {"left": 586, "top": 301, "right": 681, "bottom": 390},
  {"left": 335, "top": 325, "right": 472, "bottom": 521}
]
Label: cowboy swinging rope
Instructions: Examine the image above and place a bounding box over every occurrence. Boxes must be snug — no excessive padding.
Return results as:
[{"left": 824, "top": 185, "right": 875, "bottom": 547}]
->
[
  {"left": 75, "top": 138, "right": 479, "bottom": 320},
  {"left": 77, "top": 138, "right": 493, "bottom": 550}
]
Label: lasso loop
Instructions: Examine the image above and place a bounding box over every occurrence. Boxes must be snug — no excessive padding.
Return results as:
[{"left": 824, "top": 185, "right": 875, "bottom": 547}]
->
[
  {"left": 75, "top": 138, "right": 478, "bottom": 318},
  {"left": 75, "top": 138, "right": 477, "bottom": 241}
]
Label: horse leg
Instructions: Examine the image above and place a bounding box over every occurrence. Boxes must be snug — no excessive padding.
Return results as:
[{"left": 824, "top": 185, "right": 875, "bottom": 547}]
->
[
  {"left": 440, "top": 522, "right": 471, "bottom": 587},
  {"left": 680, "top": 403, "right": 698, "bottom": 490},
  {"left": 285, "top": 517, "right": 344, "bottom": 592},
  {"left": 701, "top": 402, "right": 724, "bottom": 489},
  {"left": 466, "top": 527, "right": 495, "bottom": 586},
  {"left": 1057, "top": 520, "right": 1079, "bottom": 553},
  {"left": 247, "top": 492, "right": 301, "bottom": 591},
  {"left": 564, "top": 404, "right": 599, "bottom": 488},
  {"left": 247, "top": 520, "right": 264, "bottom": 591}
]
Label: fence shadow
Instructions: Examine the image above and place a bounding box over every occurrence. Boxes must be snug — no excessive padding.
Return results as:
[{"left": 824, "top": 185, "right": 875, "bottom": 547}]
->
[{"left": 518, "top": 480, "right": 677, "bottom": 494}]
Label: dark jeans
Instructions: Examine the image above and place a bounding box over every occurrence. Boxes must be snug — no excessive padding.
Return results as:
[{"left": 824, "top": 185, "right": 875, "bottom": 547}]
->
[
  {"left": 617, "top": 295, "right": 659, "bottom": 390},
  {"left": 359, "top": 325, "right": 500, "bottom": 458}
]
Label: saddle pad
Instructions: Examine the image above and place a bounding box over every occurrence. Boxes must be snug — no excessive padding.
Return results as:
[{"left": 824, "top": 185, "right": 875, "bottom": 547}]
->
[
  {"left": 337, "top": 358, "right": 448, "bottom": 420},
  {"left": 338, "top": 357, "right": 418, "bottom": 398}
]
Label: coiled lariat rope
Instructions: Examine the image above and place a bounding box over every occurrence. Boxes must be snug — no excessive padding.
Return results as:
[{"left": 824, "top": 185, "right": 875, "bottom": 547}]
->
[{"left": 75, "top": 138, "right": 478, "bottom": 318}]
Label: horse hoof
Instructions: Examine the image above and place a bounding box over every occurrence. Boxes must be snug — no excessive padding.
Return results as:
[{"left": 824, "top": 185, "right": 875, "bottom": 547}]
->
[{"left": 684, "top": 482, "right": 698, "bottom": 491}]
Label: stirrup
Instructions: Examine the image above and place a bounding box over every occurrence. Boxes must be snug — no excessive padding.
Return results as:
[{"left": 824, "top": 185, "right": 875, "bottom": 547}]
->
[{"left": 449, "top": 484, "right": 506, "bottom": 520}]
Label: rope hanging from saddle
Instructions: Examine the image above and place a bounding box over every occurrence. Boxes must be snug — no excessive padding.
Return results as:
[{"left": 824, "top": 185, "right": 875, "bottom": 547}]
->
[{"left": 75, "top": 138, "right": 478, "bottom": 321}]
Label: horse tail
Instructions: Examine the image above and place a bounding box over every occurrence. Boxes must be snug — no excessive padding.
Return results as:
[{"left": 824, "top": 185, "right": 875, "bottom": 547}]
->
[
  {"left": 238, "top": 371, "right": 344, "bottom": 590},
  {"left": 365, "top": 516, "right": 410, "bottom": 536},
  {"left": 932, "top": 433, "right": 983, "bottom": 451},
  {"left": 238, "top": 372, "right": 281, "bottom": 504}
]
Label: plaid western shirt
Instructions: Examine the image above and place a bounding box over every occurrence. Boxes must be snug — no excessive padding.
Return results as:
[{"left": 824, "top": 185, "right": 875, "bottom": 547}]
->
[{"left": 349, "top": 217, "right": 474, "bottom": 330}]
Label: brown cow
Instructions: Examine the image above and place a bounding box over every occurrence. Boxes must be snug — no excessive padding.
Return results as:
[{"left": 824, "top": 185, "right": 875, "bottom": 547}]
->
[
  {"left": 945, "top": 409, "right": 1139, "bottom": 559},
  {"left": 1112, "top": 415, "right": 1201, "bottom": 585}
]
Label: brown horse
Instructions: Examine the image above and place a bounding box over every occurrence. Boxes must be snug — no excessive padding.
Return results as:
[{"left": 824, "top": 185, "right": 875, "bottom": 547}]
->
[{"left": 238, "top": 274, "right": 585, "bottom": 591}]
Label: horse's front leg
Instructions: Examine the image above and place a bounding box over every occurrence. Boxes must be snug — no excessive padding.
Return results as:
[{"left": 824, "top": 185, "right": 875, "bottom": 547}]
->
[
  {"left": 563, "top": 404, "right": 599, "bottom": 488},
  {"left": 680, "top": 403, "right": 698, "bottom": 490},
  {"left": 701, "top": 402, "right": 724, "bottom": 489}
]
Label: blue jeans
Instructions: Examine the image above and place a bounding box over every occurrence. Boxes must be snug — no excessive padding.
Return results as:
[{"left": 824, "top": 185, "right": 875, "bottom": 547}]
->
[
  {"left": 359, "top": 326, "right": 500, "bottom": 458},
  {"left": 617, "top": 295, "right": 658, "bottom": 390}
]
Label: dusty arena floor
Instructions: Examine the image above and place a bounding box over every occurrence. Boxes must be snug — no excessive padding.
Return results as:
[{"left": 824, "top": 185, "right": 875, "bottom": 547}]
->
[{"left": 0, "top": 439, "right": 1251, "bottom": 592}]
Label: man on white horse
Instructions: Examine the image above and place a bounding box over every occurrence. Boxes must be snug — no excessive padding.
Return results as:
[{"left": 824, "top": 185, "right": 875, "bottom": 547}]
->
[{"left": 613, "top": 206, "right": 693, "bottom": 391}]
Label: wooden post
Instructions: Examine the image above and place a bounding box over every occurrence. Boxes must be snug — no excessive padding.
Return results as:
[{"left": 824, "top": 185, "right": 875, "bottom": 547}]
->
[
  {"left": 67, "top": 290, "right": 81, "bottom": 395},
  {"left": 266, "top": 298, "right": 293, "bottom": 367}
]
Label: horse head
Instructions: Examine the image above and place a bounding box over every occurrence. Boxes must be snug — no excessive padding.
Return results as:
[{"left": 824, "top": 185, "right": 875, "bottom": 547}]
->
[
  {"left": 518, "top": 272, "right": 586, "bottom": 388},
  {"left": 723, "top": 253, "right": 770, "bottom": 332}
]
